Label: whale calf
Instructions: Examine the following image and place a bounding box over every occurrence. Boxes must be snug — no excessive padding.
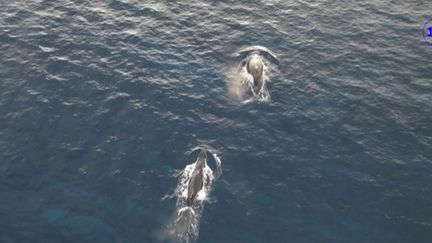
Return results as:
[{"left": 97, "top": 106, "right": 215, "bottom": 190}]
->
[
  {"left": 246, "top": 55, "right": 264, "bottom": 94},
  {"left": 186, "top": 150, "right": 207, "bottom": 206}
]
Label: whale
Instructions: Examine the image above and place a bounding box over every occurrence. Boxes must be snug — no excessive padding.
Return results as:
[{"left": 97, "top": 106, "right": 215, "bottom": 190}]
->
[
  {"left": 246, "top": 54, "right": 264, "bottom": 94},
  {"left": 186, "top": 150, "right": 207, "bottom": 206}
]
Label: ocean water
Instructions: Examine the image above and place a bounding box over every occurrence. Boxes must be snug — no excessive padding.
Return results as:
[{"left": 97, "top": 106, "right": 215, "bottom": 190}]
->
[{"left": 1, "top": 0, "right": 431, "bottom": 242}]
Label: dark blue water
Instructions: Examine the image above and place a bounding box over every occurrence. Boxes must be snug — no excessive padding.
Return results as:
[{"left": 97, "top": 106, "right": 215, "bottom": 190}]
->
[{"left": 1, "top": 0, "right": 431, "bottom": 242}]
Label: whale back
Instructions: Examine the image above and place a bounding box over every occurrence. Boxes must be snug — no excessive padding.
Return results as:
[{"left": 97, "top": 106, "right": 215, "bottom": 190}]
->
[
  {"left": 186, "top": 168, "right": 204, "bottom": 206},
  {"left": 186, "top": 150, "right": 207, "bottom": 206},
  {"left": 196, "top": 150, "right": 207, "bottom": 169},
  {"left": 246, "top": 56, "right": 264, "bottom": 85}
]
